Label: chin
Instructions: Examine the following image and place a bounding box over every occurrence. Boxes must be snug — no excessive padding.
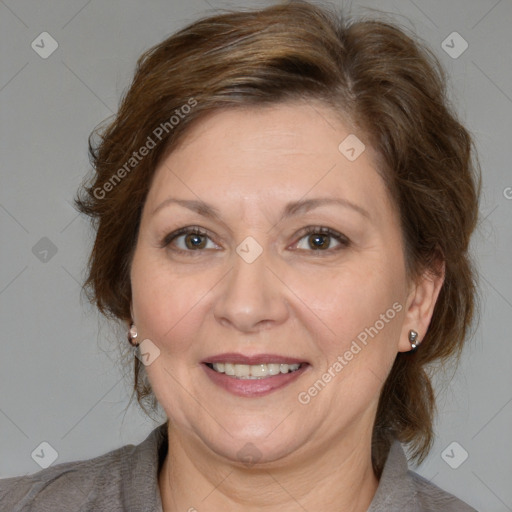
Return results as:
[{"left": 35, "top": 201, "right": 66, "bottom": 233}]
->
[
  {"left": 196, "top": 421, "right": 305, "bottom": 467},
  {"left": 214, "top": 438, "right": 299, "bottom": 467}
]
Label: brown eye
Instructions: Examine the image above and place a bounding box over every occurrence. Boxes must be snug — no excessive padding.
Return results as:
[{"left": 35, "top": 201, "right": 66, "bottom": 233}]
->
[
  {"left": 184, "top": 233, "right": 207, "bottom": 250},
  {"left": 307, "top": 233, "right": 331, "bottom": 250},
  {"left": 294, "top": 227, "right": 349, "bottom": 253},
  {"left": 162, "top": 226, "right": 220, "bottom": 252}
]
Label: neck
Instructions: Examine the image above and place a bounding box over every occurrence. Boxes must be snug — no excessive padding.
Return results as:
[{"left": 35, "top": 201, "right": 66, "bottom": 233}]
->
[{"left": 158, "top": 422, "right": 379, "bottom": 512}]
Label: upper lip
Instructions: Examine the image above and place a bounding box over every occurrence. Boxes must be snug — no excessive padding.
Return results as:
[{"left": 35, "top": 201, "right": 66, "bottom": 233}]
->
[{"left": 203, "top": 353, "right": 308, "bottom": 365}]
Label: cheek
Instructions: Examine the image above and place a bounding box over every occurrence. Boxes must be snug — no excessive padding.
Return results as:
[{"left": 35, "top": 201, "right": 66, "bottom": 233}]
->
[
  {"left": 290, "top": 256, "right": 405, "bottom": 353},
  {"left": 293, "top": 265, "right": 405, "bottom": 415},
  {"left": 130, "top": 252, "right": 217, "bottom": 355}
]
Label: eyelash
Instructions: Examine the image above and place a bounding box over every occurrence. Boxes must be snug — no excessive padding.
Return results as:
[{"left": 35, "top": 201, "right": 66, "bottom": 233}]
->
[{"left": 161, "top": 225, "right": 350, "bottom": 255}]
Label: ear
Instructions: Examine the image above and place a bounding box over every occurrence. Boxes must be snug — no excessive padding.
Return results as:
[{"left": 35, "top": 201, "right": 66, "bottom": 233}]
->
[{"left": 398, "top": 261, "right": 445, "bottom": 353}]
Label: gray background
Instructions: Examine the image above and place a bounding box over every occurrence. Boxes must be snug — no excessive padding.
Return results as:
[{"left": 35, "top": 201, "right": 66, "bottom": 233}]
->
[{"left": 0, "top": 0, "right": 511, "bottom": 510}]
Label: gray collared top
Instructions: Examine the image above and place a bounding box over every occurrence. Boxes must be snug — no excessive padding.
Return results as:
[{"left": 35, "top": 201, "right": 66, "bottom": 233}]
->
[{"left": 0, "top": 423, "right": 478, "bottom": 511}]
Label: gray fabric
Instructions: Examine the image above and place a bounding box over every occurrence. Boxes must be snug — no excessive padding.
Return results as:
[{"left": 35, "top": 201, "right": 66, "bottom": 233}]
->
[
  {"left": 0, "top": 423, "right": 477, "bottom": 511},
  {"left": 367, "top": 441, "right": 478, "bottom": 512}
]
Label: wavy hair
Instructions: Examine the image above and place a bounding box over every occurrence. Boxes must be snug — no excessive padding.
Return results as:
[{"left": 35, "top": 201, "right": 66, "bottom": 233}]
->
[{"left": 75, "top": 0, "right": 480, "bottom": 476}]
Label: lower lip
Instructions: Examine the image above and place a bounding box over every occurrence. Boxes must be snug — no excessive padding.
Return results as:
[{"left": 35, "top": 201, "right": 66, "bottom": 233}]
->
[{"left": 202, "top": 363, "right": 309, "bottom": 397}]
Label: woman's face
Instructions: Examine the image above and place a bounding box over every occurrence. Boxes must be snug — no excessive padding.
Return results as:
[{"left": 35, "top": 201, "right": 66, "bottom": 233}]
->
[{"left": 130, "top": 101, "right": 420, "bottom": 464}]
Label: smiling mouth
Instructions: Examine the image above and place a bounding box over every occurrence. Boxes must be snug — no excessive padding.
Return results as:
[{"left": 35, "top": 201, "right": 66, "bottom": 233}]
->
[{"left": 205, "top": 362, "right": 306, "bottom": 379}]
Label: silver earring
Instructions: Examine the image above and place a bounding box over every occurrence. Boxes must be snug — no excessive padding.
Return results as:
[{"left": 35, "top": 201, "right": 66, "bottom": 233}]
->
[
  {"left": 408, "top": 330, "right": 420, "bottom": 352},
  {"left": 127, "top": 323, "right": 139, "bottom": 347}
]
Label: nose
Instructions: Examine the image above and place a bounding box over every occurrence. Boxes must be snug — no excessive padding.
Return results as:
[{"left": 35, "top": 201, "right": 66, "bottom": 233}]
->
[{"left": 213, "top": 247, "right": 289, "bottom": 333}]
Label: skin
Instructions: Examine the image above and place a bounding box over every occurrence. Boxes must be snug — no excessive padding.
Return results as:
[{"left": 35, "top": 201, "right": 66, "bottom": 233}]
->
[{"left": 130, "top": 101, "right": 444, "bottom": 512}]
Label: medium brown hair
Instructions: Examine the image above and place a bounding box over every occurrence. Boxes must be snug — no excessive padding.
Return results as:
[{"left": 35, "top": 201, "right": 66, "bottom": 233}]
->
[{"left": 75, "top": 1, "right": 480, "bottom": 475}]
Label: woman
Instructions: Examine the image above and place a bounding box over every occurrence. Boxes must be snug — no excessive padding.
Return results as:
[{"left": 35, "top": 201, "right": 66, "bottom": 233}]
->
[{"left": 0, "top": 1, "right": 480, "bottom": 510}]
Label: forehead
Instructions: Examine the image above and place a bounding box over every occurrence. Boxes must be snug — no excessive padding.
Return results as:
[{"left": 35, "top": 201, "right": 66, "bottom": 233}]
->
[
  {"left": 172, "top": 101, "right": 354, "bottom": 166},
  {"left": 145, "top": 102, "right": 395, "bottom": 222}
]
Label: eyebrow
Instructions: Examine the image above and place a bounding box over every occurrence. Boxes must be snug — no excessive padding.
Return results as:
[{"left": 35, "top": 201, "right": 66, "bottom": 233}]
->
[
  {"left": 152, "top": 198, "right": 222, "bottom": 219},
  {"left": 152, "top": 196, "right": 370, "bottom": 220},
  {"left": 282, "top": 197, "right": 370, "bottom": 220}
]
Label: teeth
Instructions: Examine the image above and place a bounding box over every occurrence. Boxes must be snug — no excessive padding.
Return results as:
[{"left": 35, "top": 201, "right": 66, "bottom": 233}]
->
[
  {"left": 267, "top": 364, "right": 281, "bottom": 376},
  {"left": 210, "top": 362, "right": 301, "bottom": 379},
  {"left": 234, "top": 364, "right": 249, "bottom": 378},
  {"left": 251, "top": 364, "right": 268, "bottom": 377}
]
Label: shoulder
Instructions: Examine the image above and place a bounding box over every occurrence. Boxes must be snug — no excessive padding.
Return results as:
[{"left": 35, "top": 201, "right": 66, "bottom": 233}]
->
[
  {"left": 368, "top": 440, "right": 478, "bottom": 512},
  {"left": 0, "top": 423, "right": 167, "bottom": 512},
  {"left": 0, "top": 443, "right": 134, "bottom": 512},
  {"left": 409, "top": 470, "right": 478, "bottom": 512}
]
